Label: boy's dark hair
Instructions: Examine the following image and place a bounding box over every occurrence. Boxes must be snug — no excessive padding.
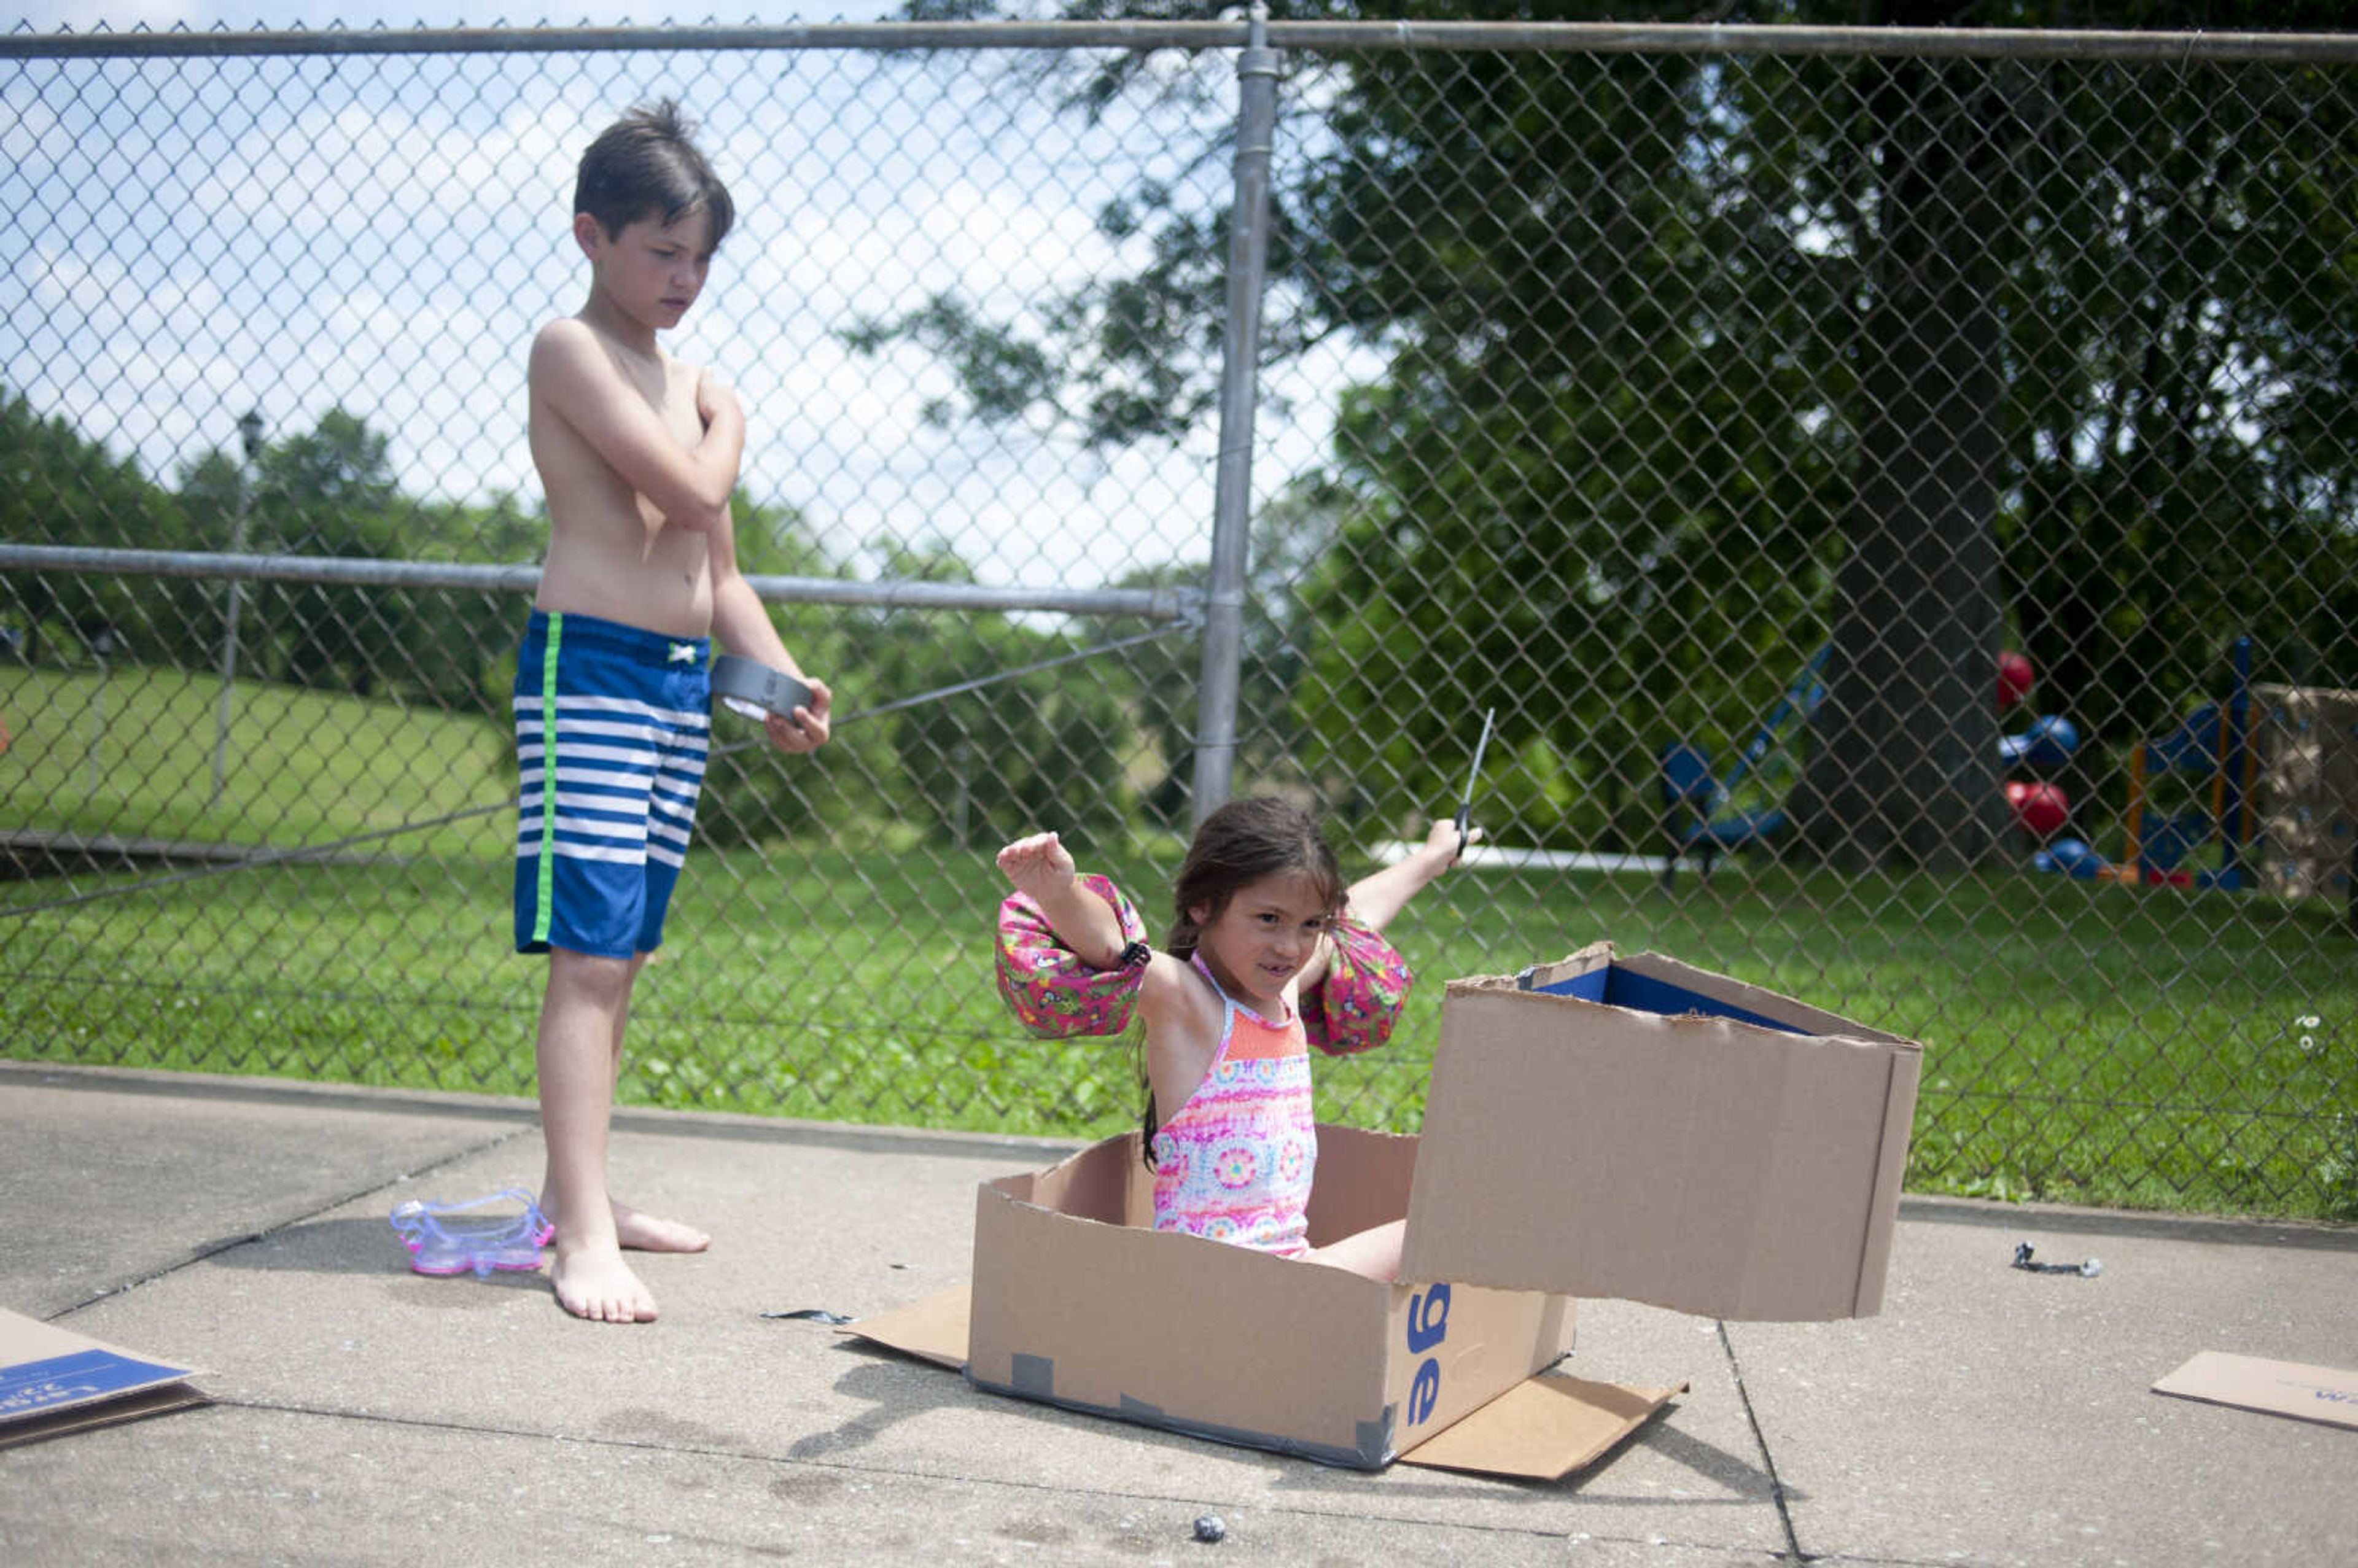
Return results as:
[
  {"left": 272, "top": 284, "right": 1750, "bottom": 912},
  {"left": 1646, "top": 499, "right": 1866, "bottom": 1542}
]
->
[
  {"left": 1142, "top": 794, "right": 1345, "bottom": 1163},
  {"left": 573, "top": 98, "right": 734, "bottom": 250}
]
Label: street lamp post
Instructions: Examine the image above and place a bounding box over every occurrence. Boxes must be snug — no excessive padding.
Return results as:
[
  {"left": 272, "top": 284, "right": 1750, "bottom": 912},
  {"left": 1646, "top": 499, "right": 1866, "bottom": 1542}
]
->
[{"left": 209, "top": 409, "right": 265, "bottom": 809}]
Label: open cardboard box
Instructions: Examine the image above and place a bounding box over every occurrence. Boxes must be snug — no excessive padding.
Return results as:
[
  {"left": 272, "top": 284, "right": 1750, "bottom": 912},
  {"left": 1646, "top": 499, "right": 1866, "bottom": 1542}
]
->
[{"left": 846, "top": 942, "right": 1923, "bottom": 1479}]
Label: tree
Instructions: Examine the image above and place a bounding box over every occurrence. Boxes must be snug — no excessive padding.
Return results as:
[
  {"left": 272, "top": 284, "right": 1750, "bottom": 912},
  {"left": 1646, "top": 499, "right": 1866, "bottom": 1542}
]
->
[
  {"left": 830, "top": 539, "right": 1134, "bottom": 850},
  {"left": 882, "top": 0, "right": 2358, "bottom": 864},
  {"left": 2, "top": 387, "right": 193, "bottom": 667},
  {"left": 1997, "top": 34, "right": 2358, "bottom": 739},
  {"left": 881, "top": 5, "right": 1856, "bottom": 846},
  {"left": 1787, "top": 14, "right": 2020, "bottom": 869},
  {"left": 248, "top": 408, "right": 404, "bottom": 696}
]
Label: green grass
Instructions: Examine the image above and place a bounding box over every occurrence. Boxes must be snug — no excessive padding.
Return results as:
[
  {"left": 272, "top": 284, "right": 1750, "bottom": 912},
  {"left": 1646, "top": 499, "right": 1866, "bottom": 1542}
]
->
[
  {"left": 1, "top": 664, "right": 513, "bottom": 856},
  {"left": 5, "top": 666, "right": 2354, "bottom": 1221}
]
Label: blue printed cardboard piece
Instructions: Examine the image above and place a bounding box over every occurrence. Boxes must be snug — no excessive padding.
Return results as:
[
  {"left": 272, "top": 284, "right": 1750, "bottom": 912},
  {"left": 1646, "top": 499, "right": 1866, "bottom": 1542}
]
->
[
  {"left": 846, "top": 941, "right": 1920, "bottom": 1480},
  {"left": 2152, "top": 1350, "right": 2358, "bottom": 1432},
  {"left": 0, "top": 1308, "right": 208, "bottom": 1450}
]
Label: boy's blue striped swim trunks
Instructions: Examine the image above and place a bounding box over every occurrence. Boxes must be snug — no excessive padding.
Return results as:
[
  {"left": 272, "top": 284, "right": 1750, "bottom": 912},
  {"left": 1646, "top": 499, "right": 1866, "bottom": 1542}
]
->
[{"left": 512, "top": 609, "right": 712, "bottom": 958}]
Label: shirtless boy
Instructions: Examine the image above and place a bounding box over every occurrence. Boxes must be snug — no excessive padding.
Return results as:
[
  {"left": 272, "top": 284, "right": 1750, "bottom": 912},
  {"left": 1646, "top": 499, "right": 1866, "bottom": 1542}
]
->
[{"left": 517, "top": 100, "right": 829, "bottom": 1323}]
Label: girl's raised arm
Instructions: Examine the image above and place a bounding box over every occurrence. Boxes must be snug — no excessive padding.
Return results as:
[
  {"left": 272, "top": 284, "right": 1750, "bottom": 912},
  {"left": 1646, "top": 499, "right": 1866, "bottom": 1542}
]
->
[
  {"left": 994, "top": 833, "right": 1204, "bottom": 1050},
  {"left": 1294, "top": 819, "right": 1474, "bottom": 993},
  {"left": 996, "top": 832, "right": 1130, "bottom": 969}
]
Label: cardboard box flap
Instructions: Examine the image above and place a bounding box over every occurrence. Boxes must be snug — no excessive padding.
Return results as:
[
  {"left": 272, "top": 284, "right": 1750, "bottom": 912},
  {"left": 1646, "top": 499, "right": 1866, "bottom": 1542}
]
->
[
  {"left": 836, "top": 1284, "right": 971, "bottom": 1370},
  {"left": 1516, "top": 944, "right": 1909, "bottom": 1044},
  {"left": 1397, "top": 1373, "right": 1685, "bottom": 1480},
  {"left": 0, "top": 1308, "right": 208, "bottom": 1450},
  {"left": 1398, "top": 952, "right": 1921, "bottom": 1321}
]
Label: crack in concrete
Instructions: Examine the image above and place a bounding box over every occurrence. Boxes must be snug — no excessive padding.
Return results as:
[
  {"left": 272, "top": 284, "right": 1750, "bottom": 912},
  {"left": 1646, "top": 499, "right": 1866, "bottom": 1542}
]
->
[
  {"left": 1718, "top": 1319, "right": 1808, "bottom": 1563},
  {"left": 47, "top": 1123, "right": 539, "bottom": 1322}
]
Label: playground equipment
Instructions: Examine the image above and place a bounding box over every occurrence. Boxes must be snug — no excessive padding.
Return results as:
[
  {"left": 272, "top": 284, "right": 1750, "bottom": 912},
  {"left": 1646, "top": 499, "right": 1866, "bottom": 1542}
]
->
[
  {"left": 1998, "top": 659, "right": 2081, "bottom": 842},
  {"left": 1999, "top": 713, "right": 2082, "bottom": 772},
  {"left": 1997, "top": 650, "right": 2034, "bottom": 711},
  {"left": 2024, "top": 635, "right": 2350, "bottom": 898},
  {"left": 1657, "top": 646, "right": 1830, "bottom": 883},
  {"left": 2110, "top": 635, "right": 2259, "bottom": 890},
  {"left": 2248, "top": 680, "right": 2358, "bottom": 920},
  {"left": 2004, "top": 780, "right": 2070, "bottom": 839},
  {"left": 1661, "top": 646, "right": 2088, "bottom": 880},
  {"left": 1656, "top": 636, "right": 2348, "bottom": 914}
]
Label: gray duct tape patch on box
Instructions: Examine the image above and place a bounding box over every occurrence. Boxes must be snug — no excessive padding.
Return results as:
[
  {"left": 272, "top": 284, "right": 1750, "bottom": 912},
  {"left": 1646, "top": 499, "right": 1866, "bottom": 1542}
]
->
[
  {"left": 710, "top": 654, "right": 813, "bottom": 722},
  {"left": 1010, "top": 1353, "right": 1055, "bottom": 1400}
]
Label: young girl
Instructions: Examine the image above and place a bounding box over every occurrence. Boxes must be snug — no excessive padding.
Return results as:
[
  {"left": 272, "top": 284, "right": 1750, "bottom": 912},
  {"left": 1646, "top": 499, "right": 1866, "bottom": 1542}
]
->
[{"left": 994, "top": 798, "right": 1473, "bottom": 1271}]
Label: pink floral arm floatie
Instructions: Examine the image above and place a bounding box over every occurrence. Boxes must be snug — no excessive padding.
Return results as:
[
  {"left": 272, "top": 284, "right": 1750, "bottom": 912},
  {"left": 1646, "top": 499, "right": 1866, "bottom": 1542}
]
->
[
  {"left": 1299, "top": 913, "right": 1413, "bottom": 1056},
  {"left": 995, "top": 874, "right": 1154, "bottom": 1038}
]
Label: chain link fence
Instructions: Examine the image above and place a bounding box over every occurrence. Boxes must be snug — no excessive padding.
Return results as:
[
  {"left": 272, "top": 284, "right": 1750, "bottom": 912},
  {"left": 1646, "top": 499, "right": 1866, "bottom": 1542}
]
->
[{"left": 4, "top": 19, "right": 2354, "bottom": 1219}]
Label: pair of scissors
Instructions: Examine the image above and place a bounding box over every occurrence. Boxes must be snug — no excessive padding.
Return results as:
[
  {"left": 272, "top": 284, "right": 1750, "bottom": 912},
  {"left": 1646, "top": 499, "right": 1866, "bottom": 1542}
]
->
[{"left": 1455, "top": 707, "right": 1495, "bottom": 861}]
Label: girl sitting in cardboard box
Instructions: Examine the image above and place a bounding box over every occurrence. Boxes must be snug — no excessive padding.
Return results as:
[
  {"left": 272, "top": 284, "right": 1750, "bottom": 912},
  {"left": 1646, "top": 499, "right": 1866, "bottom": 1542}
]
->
[{"left": 994, "top": 798, "right": 1474, "bottom": 1274}]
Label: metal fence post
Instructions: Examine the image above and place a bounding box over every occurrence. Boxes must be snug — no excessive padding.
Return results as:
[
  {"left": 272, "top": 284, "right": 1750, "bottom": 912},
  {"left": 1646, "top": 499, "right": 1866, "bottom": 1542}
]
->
[
  {"left": 209, "top": 409, "right": 264, "bottom": 809},
  {"left": 1189, "top": 3, "right": 1280, "bottom": 828}
]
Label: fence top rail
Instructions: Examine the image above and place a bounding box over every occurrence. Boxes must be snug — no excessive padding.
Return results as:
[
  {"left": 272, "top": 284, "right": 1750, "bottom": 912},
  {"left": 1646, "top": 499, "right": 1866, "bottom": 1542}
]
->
[
  {"left": 0, "top": 544, "right": 1201, "bottom": 623},
  {"left": 6, "top": 18, "right": 2356, "bottom": 66}
]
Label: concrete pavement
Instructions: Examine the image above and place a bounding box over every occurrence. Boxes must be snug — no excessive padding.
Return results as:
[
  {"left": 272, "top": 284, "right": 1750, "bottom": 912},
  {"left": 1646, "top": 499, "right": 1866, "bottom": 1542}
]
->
[{"left": 1, "top": 1061, "right": 2352, "bottom": 1566}]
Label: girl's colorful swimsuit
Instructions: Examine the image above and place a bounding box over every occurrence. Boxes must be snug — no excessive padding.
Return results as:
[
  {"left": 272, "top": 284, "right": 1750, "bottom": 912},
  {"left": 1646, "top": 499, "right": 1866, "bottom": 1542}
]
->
[{"left": 1148, "top": 958, "right": 1317, "bottom": 1256}]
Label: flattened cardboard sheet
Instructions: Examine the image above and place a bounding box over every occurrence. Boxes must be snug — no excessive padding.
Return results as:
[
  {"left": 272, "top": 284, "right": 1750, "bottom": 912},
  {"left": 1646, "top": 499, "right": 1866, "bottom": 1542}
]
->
[
  {"left": 1397, "top": 1374, "right": 1686, "bottom": 1480},
  {"left": 0, "top": 1308, "right": 208, "bottom": 1450},
  {"left": 836, "top": 1285, "right": 969, "bottom": 1371},
  {"left": 2152, "top": 1350, "right": 2358, "bottom": 1432}
]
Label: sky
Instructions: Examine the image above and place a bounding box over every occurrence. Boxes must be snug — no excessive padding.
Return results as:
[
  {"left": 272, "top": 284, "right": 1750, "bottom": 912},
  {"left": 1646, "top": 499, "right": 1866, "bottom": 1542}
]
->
[
  {"left": 4, "top": 4, "right": 1371, "bottom": 597},
  {"left": 12, "top": 4, "right": 914, "bottom": 31}
]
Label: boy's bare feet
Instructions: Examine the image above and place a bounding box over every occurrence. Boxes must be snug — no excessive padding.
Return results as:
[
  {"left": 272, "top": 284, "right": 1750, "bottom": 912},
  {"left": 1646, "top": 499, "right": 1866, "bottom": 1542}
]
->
[
  {"left": 550, "top": 1239, "right": 660, "bottom": 1323},
  {"left": 543, "top": 1197, "right": 711, "bottom": 1254},
  {"left": 610, "top": 1199, "right": 709, "bottom": 1253}
]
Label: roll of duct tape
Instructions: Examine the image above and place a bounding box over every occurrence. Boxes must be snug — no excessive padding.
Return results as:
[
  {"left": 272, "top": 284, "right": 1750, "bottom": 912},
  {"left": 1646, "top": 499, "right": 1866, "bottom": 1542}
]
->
[{"left": 710, "top": 654, "right": 815, "bottom": 723}]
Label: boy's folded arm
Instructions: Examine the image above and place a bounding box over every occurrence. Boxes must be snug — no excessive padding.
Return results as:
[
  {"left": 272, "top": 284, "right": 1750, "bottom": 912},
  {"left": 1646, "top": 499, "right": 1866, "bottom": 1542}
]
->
[{"left": 531, "top": 320, "right": 742, "bottom": 523}]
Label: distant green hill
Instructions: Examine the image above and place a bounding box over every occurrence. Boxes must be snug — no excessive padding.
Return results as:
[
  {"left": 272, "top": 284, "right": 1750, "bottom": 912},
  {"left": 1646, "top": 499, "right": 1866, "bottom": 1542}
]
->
[{"left": 1, "top": 666, "right": 513, "bottom": 861}]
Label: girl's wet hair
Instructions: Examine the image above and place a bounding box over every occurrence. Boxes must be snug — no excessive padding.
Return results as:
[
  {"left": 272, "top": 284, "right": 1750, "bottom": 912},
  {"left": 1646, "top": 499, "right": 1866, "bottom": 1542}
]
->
[
  {"left": 574, "top": 98, "right": 735, "bottom": 250},
  {"left": 1164, "top": 795, "right": 1344, "bottom": 960}
]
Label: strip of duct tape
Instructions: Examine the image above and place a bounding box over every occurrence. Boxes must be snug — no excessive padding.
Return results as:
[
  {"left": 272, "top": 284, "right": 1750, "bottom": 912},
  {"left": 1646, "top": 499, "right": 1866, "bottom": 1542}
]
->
[{"left": 710, "top": 653, "right": 815, "bottom": 723}]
